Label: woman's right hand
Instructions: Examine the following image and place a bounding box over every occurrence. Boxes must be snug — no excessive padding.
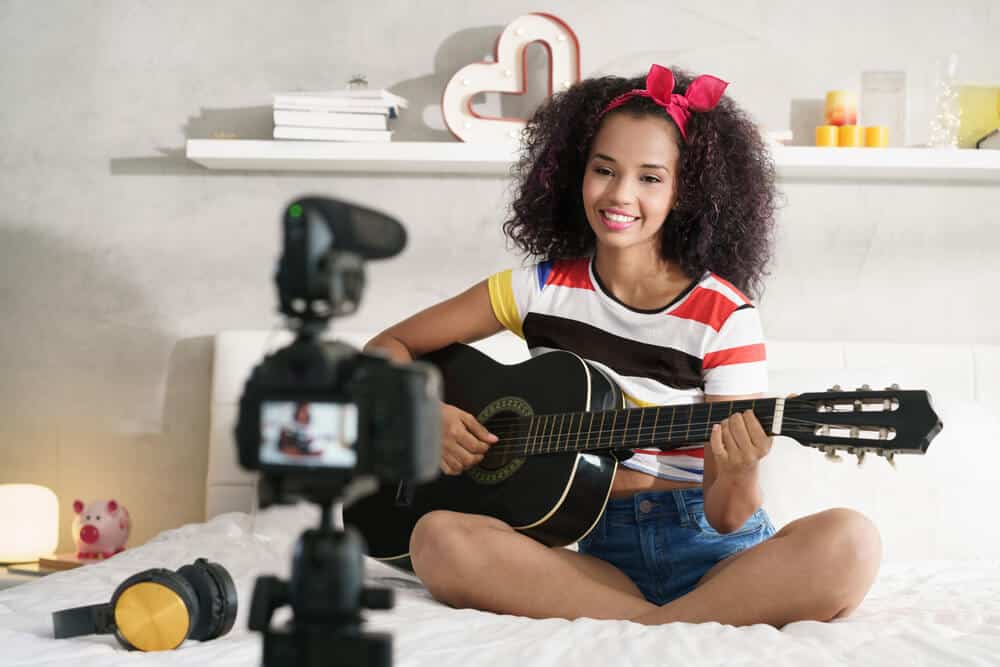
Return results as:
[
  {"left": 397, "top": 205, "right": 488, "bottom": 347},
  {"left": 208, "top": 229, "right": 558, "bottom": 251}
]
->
[{"left": 439, "top": 403, "right": 498, "bottom": 475}]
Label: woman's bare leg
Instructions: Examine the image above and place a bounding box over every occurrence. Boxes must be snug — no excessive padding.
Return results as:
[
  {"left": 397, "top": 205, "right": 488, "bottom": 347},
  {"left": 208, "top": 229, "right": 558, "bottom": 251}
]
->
[
  {"left": 409, "top": 510, "right": 658, "bottom": 620},
  {"left": 630, "top": 508, "right": 883, "bottom": 627}
]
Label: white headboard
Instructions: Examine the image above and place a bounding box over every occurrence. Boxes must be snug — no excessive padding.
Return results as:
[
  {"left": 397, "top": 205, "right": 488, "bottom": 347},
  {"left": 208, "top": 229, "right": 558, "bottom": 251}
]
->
[{"left": 207, "top": 330, "right": 1000, "bottom": 561}]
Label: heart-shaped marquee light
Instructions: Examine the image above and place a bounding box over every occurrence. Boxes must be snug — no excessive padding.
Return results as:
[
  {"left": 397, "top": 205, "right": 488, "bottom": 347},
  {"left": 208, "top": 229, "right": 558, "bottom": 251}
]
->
[{"left": 442, "top": 13, "right": 581, "bottom": 145}]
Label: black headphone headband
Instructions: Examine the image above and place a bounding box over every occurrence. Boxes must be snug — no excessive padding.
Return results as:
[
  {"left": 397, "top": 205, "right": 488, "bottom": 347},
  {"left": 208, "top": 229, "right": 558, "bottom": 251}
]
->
[{"left": 52, "top": 602, "right": 115, "bottom": 638}]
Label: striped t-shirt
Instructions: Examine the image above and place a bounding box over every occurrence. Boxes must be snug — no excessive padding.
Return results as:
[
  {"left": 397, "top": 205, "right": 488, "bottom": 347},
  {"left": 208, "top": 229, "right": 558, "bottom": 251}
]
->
[{"left": 486, "top": 256, "right": 767, "bottom": 484}]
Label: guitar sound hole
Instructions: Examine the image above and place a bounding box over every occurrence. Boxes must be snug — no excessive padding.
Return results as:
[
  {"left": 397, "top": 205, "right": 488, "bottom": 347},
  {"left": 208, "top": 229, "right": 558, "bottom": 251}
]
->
[
  {"left": 479, "top": 450, "right": 507, "bottom": 470},
  {"left": 480, "top": 413, "right": 519, "bottom": 470}
]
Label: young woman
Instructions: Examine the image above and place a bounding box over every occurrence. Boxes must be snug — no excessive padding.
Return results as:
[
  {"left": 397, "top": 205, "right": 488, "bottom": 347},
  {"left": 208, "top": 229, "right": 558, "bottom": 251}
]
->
[{"left": 363, "top": 65, "right": 882, "bottom": 627}]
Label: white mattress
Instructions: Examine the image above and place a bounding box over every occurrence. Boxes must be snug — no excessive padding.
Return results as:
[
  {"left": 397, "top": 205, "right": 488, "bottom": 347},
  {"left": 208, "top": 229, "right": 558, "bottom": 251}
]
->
[{"left": 2, "top": 502, "right": 999, "bottom": 666}]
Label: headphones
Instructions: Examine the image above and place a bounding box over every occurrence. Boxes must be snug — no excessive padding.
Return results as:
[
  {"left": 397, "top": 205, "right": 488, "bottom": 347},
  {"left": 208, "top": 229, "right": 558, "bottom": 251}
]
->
[{"left": 52, "top": 558, "right": 238, "bottom": 652}]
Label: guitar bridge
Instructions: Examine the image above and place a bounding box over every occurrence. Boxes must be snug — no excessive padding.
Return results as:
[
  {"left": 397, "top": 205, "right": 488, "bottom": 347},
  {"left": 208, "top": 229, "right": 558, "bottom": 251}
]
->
[{"left": 394, "top": 481, "right": 416, "bottom": 507}]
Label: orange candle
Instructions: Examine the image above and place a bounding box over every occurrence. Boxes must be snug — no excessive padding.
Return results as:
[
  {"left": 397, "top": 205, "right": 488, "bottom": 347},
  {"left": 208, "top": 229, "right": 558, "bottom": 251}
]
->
[
  {"left": 815, "top": 125, "right": 839, "bottom": 147},
  {"left": 838, "top": 125, "right": 864, "bottom": 147},
  {"left": 864, "top": 126, "right": 889, "bottom": 147}
]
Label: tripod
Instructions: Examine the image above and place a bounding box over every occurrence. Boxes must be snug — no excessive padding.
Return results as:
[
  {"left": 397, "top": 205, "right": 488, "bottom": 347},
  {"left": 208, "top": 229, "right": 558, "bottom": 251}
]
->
[{"left": 248, "top": 492, "right": 394, "bottom": 667}]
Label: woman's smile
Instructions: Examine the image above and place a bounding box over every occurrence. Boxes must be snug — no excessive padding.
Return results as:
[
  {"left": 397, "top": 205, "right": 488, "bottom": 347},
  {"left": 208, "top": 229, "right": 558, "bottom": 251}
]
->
[{"left": 599, "top": 208, "right": 640, "bottom": 230}]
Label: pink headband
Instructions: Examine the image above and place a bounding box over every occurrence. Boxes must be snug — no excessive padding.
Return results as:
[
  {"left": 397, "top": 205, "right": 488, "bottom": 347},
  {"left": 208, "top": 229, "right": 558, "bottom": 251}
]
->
[{"left": 599, "top": 64, "right": 729, "bottom": 141}]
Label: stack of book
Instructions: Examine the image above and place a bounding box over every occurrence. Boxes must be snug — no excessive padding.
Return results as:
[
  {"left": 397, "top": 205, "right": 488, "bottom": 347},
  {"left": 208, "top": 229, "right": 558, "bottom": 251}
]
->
[{"left": 272, "top": 88, "right": 408, "bottom": 143}]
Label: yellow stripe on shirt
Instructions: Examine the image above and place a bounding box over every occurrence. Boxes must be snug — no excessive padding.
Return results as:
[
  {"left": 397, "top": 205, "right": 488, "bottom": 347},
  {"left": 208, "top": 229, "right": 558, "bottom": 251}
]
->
[{"left": 487, "top": 269, "right": 524, "bottom": 339}]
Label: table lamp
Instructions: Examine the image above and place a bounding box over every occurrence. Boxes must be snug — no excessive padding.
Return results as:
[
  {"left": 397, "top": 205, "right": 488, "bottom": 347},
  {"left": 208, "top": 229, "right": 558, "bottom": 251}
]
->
[{"left": 0, "top": 484, "right": 59, "bottom": 563}]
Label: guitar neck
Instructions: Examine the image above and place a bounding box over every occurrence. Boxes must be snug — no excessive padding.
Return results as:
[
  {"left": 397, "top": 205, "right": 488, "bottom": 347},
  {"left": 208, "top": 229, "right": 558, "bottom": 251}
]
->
[{"left": 496, "top": 398, "right": 783, "bottom": 457}]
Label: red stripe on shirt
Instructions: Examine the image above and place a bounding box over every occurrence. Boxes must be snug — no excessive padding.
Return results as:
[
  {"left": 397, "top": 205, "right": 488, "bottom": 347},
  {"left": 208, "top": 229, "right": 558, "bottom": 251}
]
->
[
  {"left": 546, "top": 258, "right": 594, "bottom": 290},
  {"left": 702, "top": 343, "right": 767, "bottom": 370},
  {"left": 710, "top": 274, "right": 751, "bottom": 304},
  {"left": 632, "top": 447, "right": 705, "bottom": 458},
  {"left": 667, "top": 286, "right": 740, "bottom": 331}
]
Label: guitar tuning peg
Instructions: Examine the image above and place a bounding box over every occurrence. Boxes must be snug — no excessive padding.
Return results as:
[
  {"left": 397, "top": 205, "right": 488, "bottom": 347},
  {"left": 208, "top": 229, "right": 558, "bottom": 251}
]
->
[
  {"left": 885, "top": 451, "right": 896, "bottom": 469},
  {"left": 887, "top": 383, "right": 900, "bottom": 390},
  {"left": 857, "top": 384, "right": 871, "bottom": 391},
  {"left": 856, "top": 450, "right": 867, "bottom": 467},
  {"left": 827, "top": 384, "right": 842, "bottom": 392},
  {"left": 824, "top": 447, "right": 843, "bottom": 463}
]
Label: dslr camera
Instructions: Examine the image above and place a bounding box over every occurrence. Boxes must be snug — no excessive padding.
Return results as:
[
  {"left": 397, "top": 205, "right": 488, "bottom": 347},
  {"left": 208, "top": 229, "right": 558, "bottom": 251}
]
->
[
  {"left": 235, "top": 196, "right": 441, "bottom": 504},
  {"left": 233, "top": 196, "right": 441, "bottom": 667}
]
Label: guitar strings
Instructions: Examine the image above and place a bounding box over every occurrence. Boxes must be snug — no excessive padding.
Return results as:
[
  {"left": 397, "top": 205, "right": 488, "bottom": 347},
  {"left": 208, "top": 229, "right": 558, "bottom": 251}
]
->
[
  {"left": 483, "top": 413, "right": 854, "bottom": 444},
  {"left": 482, "top": 409, "right": 837, "bottom": 441},
  {"left": 475, "top": 415, "right": 880, "bottom": 456},
  {"left": 479, "top": 427, "right": 852, "bottom": 457},
  {"left": 463, "top": 398, "right": 850, "bottom": 428}
]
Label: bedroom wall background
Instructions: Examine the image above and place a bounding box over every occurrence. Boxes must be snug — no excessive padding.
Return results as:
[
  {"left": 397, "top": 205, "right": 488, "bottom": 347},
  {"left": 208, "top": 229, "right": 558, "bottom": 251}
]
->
[{"left": 2, "top": 0, "right": 998, "bottom": 552}]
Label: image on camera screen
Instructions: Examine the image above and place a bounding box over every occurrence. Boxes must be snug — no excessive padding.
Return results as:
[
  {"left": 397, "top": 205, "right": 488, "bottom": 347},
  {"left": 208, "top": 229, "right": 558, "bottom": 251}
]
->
[{"left": 260, "top": 400, "right": 357, "bottom": 469}]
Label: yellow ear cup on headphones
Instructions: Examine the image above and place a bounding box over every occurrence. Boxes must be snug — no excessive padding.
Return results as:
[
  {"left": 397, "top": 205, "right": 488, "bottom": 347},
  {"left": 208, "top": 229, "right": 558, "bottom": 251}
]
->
[{"left": 113, "top": 581, "right": 192, "bottom": 652}]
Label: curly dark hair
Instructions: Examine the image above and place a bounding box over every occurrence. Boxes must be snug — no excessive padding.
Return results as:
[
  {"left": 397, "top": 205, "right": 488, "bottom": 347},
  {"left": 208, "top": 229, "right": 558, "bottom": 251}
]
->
[{"left": 502, "top": 67, "right": 777, "bottom": 300}]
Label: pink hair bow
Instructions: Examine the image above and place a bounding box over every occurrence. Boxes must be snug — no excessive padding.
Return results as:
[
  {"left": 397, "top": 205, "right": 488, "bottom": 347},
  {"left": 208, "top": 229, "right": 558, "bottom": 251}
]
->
[{"left": 599, "top": 64, "right": 729, "bottom": 141}]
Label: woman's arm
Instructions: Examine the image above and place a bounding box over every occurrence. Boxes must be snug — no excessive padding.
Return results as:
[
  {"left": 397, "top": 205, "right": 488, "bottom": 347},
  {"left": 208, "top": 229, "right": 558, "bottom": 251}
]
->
[
  {"left": 363, "top": 279, "right": 504, "bottom": 363},
  {"left": 701, "top": 392, "right": 771, "bottom": 533}
]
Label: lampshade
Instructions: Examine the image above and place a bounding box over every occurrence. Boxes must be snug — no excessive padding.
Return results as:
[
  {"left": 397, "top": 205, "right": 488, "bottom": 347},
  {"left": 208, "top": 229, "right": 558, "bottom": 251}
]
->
[{"left": 0, "top": 484, "right": 59, "bottom": 563}]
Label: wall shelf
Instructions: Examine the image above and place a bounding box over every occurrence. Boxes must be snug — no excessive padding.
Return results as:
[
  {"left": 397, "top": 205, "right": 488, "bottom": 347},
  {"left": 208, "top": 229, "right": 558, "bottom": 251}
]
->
[{"left": 185, "top": 139, "right": 1000, "bottom": 182}]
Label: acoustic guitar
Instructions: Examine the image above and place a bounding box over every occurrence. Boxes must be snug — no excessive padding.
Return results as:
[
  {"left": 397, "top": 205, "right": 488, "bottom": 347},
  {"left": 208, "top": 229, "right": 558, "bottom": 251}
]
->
[{"left": 343, "top": 343, "right": 942, "bottom": 570}]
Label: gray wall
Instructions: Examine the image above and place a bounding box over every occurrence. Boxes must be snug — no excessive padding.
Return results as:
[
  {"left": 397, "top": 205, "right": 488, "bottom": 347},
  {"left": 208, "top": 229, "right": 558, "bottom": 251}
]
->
[{"left": 1, "top": 0, "right": 998, "bottom": 552}]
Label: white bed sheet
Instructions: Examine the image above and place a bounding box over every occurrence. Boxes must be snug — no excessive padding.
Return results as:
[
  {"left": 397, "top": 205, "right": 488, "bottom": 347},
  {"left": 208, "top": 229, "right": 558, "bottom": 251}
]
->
[{"left": 2, "top": 503, "right": 999, "bottom": 667}]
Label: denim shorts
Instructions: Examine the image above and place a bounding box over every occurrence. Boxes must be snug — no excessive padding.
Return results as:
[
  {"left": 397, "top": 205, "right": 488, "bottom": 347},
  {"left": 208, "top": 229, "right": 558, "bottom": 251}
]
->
[{"left": 577, "top": 487, "right": 776, "bottom": 606}]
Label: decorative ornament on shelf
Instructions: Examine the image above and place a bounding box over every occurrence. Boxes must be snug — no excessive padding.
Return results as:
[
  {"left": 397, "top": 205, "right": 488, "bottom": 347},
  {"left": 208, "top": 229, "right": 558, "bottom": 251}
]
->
[
  {"left": 71, "top": 498, "right": 131, "bottom": 560},
  {"left": 929, "top": 53, "right": 961, "bottom": 149},
  {"left": 442, "top": 13, "right": 581, "bottom": 145},
  {"left": 0, "top": 484, "right": 58, "bottom": 563}
]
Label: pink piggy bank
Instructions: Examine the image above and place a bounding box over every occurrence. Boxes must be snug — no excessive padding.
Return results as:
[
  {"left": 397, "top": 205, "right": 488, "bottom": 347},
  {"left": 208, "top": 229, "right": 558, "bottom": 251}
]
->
[{"left": 71, "top": 499, "right": 131, "bottom": 560}]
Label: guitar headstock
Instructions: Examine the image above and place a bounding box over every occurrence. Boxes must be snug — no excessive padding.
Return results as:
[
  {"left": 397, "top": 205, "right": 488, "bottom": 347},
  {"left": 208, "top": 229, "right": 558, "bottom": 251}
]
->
[{"left": 780, "top": 385, "right": 943, "bottom": 465}]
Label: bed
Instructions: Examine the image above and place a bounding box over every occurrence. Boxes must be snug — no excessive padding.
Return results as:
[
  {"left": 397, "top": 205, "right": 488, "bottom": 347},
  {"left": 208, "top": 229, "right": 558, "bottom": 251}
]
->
[{"left": 2, "top": 329, "right": 1000, "bottom": 666}]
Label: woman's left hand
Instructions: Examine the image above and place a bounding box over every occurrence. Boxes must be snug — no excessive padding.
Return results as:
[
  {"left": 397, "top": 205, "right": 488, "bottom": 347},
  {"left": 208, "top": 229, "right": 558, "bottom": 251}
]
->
[{"left": 709, "top": 410, "right": 773, "bottom": 477}]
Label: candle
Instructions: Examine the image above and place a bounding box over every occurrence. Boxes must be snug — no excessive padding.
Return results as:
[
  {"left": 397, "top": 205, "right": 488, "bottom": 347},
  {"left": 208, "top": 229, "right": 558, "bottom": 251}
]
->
[
  {"left": 838, "top": 125, "right": 864, "bottom": 147},
  {"left": 825, "top": 90, "right": 858, "bottom": 126},
  {"left": 864, "top": 126, "right": 889, "bottom": 148},
  {"left": 815, "top": 125, "right": 839, "bottom": 147}
]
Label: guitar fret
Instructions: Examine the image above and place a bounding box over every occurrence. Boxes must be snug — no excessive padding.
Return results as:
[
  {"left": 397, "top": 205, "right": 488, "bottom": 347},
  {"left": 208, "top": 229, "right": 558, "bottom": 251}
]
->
[
  {"left": 684, "top": 404, "right": 692, "bottom": 443},
  {"left": 586, "top": 411, "right": 594, "bottom": 451},
  {"left": 573, "top": 412, "right": 587, "bottom": 450},
  {"left": 598, "top": 410, "right": 607, "bottom": 450},
  {"left": 549, "top": 414, "right": 558, "bottom": 454},
  {"left": 538, "top": 415, "right": 548, "bottom": 455},
  {"left": 706, "top": 402, "right": 713, "bottom": 442},
  {"left": 561, "top": 413, "right": 570, "bottom": 452},
  {"left": 552, "top": 415, "right": 573, "bottom": 452},
  {"left": 651, "top": 407, "right": 659, "bottom": 447},
  {"left": 636, "top": 408, "right": 644, "bottom": 448},
  {"left": 527, "top": 416, "right": 535, "bottom": 455},
  {"left": 564, "top": 413, "right": 574, "bottom": 452},
  {"left": 607, "top": 410, "right": 615, "bottom": 449}
]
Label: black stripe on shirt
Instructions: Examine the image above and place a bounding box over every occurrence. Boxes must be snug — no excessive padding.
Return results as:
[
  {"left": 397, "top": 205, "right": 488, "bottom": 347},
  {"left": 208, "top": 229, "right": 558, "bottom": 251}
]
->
[{"left": 522, "top": 312, "right": 703, "bottom": 390}]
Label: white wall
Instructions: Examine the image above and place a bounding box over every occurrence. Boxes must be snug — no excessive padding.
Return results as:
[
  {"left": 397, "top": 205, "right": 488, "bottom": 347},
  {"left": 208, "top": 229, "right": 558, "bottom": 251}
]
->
[{"left": 1, "top": 0, "right": 998, "bottom": 551}]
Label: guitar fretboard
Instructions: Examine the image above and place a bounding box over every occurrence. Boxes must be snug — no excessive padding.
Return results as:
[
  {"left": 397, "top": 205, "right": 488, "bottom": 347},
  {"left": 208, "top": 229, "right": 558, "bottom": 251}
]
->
[{"left": 489, "top": 399, "right": 781, "bottom": 457}]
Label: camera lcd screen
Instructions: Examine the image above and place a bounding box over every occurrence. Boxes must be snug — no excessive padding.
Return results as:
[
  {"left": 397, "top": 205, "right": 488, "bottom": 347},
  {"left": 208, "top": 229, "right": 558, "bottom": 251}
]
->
[{"left": 260, "top": 400, "right": 358, "bottom": 469}]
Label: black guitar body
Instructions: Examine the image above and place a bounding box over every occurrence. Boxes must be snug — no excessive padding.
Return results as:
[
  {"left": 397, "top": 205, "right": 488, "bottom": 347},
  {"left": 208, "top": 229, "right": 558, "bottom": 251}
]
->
[{"left": 343, "top": 343, "right": 623, "bottom": 567}]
